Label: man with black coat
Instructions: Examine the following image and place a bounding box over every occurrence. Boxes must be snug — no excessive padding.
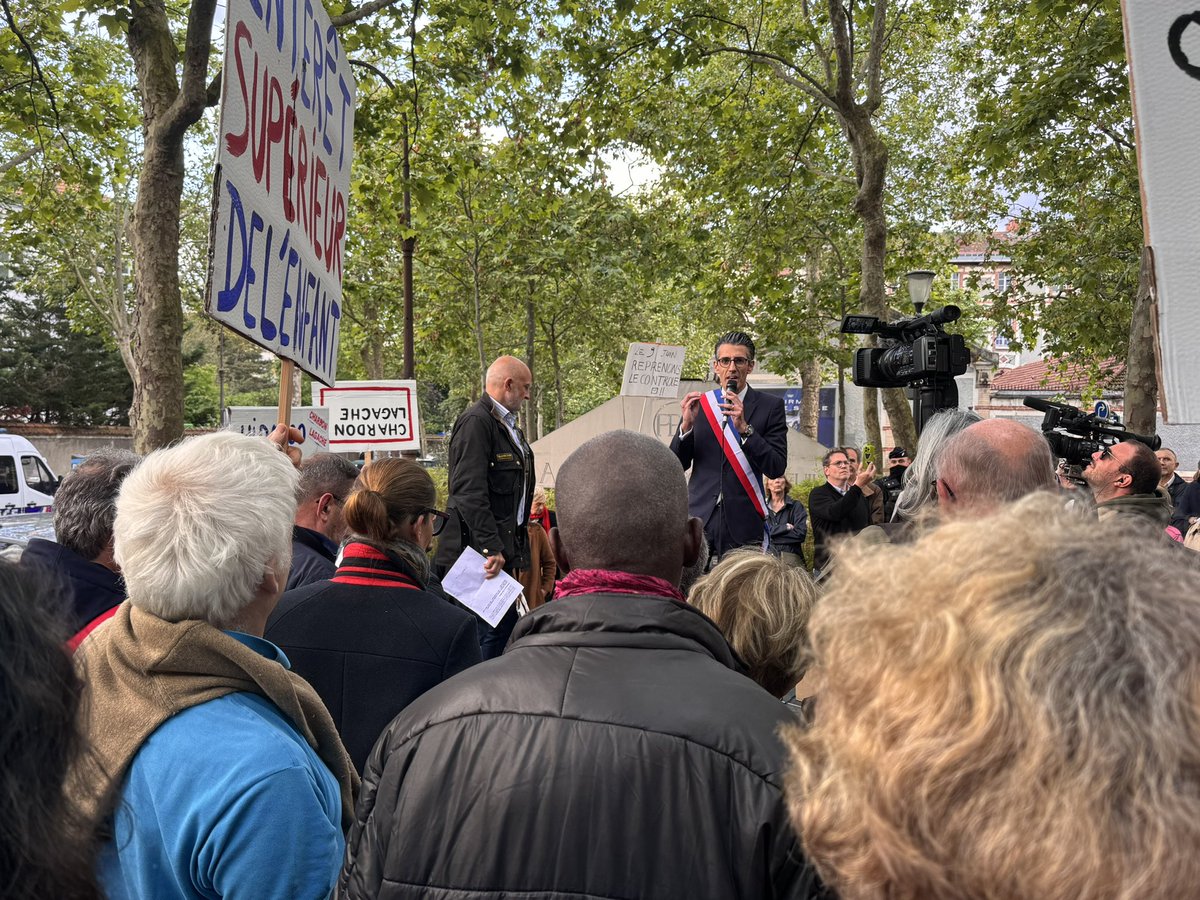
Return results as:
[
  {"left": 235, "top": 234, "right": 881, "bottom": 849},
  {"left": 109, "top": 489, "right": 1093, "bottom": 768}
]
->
[
  {"left": 286, "top": 453, "right": 358, "bottom": 591},
  {"left": 670, "top": 331, "right": 787, "bottom": 559},
  {"left": 21, "top": 448, "right": 139, "bottom": 646},
  {"left": 809, "top": 447, "right": 876, "bottom": 573},
  {"left": 340, "top": 430, "right": 821, "bottom": 900},
  {"left": 434, "top": 355, "right": 535, "bottom": 658}
]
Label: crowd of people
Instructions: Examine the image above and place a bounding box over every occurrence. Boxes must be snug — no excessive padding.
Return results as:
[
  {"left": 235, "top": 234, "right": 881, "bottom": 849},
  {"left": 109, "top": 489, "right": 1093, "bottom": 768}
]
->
[{"left": 4, "top": 342, "right": 1200, "bottom": 899}]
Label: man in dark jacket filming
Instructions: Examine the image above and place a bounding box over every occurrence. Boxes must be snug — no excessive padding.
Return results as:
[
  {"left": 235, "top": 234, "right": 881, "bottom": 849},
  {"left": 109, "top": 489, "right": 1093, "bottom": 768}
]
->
[{"left": 340, "top": 429, "right": 820, "bottom": 900}]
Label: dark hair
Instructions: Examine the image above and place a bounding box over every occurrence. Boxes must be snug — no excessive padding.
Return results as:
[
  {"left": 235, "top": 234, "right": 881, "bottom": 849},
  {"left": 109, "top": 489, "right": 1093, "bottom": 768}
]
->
[
  {"left": 54, "top": 449, "right": 140, "bottom": 561},
  {"left": 342, "top": 458, "right": 436, "bottom": 575},
  {"left": 822, "top": 448, "right": 848, "bottom": 467},
  {"left": 840, "top": 446, "right": 860, "bottom": 463},
  {"left": 713, "top": 331, "right": 755, "bottom": 361},
  {"left": 1120, "top": 440, "right": 1162, "bottom": 495},
  {"left": 0, "top": 562, "right": 101, "bottom": 899},
  {"left": 297, "top": 453, "right": 359, "bottom": 504}
]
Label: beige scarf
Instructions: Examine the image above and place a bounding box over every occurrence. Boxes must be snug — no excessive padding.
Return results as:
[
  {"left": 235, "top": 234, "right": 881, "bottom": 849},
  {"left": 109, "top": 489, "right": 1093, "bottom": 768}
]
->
[{"left": 71, "top": 602, "right": 359, "bottom": 830}]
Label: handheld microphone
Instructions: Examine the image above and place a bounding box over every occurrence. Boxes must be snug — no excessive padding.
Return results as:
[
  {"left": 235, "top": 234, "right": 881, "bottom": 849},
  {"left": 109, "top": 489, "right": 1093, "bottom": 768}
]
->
[{"left": 725, "top": 376, "right": 738, "bottom": 418}]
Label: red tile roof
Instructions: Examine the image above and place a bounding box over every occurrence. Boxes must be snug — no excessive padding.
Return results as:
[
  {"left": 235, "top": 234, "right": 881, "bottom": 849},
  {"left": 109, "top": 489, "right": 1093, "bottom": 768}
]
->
[{"left": 990, "top": 358, "right": 1124, "bottom": 394}]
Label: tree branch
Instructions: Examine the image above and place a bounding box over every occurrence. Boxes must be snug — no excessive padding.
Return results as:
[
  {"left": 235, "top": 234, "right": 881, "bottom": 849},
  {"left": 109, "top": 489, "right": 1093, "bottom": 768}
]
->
[
  {"left": 0, "top": 0, "right": 62, "bottom": 130},
  {"left": 864, "top": 0, "right": 889, "bottom": 111},
  {"left": 160, "top": 0, "right": 219, "bottom": 143},
  {"left": 329, "top": 0, "right": 406, "bottom": 28},
  {"left": 828, "top": 0, "right": 853, "bottom": 105},
  {"left": 205, "top": 69, "right": 222, "bottom": 107},
  {"left": 696, "top": 44, "right": 836, "bottom": 110},
  {"left": 0, "top": 143, "right": 44, "bottom": 177}
]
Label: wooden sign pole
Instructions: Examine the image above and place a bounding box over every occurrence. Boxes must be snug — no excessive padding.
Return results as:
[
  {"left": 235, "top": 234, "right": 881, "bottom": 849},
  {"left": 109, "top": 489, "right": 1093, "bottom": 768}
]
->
[{"left": 277, "top": 359, "right": 295, "bottom": 428}]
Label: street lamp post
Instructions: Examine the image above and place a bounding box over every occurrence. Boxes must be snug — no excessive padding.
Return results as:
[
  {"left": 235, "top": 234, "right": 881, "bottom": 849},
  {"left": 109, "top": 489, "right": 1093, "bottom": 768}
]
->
[{"left": 905, "top": 269, "right": 936, "bottom": 314}]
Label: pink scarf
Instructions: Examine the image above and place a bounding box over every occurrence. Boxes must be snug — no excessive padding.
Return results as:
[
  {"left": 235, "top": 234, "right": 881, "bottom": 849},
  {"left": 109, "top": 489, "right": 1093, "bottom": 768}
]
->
[{"left": 554, "top": 568, "right": 684, "bottom": 603}]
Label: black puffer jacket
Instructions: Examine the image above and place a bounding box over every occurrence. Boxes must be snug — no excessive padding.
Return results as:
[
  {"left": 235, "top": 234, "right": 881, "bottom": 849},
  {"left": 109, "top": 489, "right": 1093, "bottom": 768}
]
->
[{"left": 339, "top": 593, "right": 820, "bottom": 900}]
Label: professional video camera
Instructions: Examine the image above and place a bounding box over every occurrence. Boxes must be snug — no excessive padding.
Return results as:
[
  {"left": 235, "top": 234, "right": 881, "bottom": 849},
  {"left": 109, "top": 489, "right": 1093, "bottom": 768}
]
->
[
  {"left": 1024, "top": 396, "right": 1161, "bottom": 484},
  {"left": 841, "top": 304, "right": 970, "bottom": 434}
]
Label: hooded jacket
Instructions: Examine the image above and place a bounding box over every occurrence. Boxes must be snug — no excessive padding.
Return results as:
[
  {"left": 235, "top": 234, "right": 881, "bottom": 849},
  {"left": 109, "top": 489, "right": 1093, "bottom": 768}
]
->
[
  {"left": 1096, "top": 487, "right": 1174, "bottom": 527},
  {"left": 339, "top": 593, "right": 820, "bottom": 900}
]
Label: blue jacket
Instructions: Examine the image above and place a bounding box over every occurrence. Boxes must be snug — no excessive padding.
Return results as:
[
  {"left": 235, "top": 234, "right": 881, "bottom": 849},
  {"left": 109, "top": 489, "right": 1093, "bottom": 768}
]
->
[
  {"left": 98, "top": 633, "right": 344, "bottom": 900},
  {"left": 21, "top": 537, "right": 125, "bottom": 632}
]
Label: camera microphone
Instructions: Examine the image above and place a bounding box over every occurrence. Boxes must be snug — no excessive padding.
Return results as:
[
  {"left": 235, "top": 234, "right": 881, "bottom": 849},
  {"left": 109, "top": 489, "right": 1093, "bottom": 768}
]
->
[{"left": 1023, "top": 396, "right": 1056, "bottom": 413}]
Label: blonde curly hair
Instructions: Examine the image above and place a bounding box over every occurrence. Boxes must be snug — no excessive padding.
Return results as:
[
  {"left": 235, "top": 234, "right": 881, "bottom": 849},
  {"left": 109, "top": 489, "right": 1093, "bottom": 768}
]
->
[
  {"left": 785, "top": 492, "right": 1200, "bottom": 900},
  {"left": 689, "top": 549, "right": 817, "bottom": 697}
]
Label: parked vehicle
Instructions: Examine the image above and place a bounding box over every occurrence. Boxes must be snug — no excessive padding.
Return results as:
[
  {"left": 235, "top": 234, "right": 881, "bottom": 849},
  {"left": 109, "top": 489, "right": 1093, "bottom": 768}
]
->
[{"left": 0, "top": 433, "right": 59, "bottom": 516}]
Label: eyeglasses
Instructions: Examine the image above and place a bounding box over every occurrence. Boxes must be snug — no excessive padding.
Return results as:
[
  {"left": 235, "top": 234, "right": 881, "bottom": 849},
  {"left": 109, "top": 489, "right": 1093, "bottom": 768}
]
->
[
  {"left": 715, "top": 356, "right": 752, "bottom": 368},
  {"left": 1100, "top": 446, "right": 1115, "bottom": 461},
  {"left": 827, "top": 460, "right": 850, "bottom": 467},
  {"left": 422, "top": 508, "right": 450, "bottom": 536}
]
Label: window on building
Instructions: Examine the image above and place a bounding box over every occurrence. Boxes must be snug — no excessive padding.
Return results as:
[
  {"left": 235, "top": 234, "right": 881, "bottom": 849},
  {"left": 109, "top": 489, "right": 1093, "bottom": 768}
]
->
[
  {"left": 950, "top": 271, "right": 960, "bottom": 290},
  {"left": 998, "top": 270, "right": 1012, "bottom": 292}
]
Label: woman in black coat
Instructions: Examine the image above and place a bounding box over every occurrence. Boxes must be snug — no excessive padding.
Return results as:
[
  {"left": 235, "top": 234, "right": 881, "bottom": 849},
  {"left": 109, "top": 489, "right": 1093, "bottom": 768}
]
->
[
  {"left": 765, "top": 476, "right": 808, "bottom": 569},
  {"left": 265, "top": 457, "right": 481, "bottom": 773}
]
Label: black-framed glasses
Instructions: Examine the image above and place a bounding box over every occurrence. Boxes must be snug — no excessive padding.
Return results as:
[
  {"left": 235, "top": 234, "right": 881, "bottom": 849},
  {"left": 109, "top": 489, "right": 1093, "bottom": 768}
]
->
[
  {"left": 1100, "top": 446, "right": 1115, "bottom": 461},
  {"left": 422, "top": 508, "right": 450, "bottom": 536},
  {"left": 715, "top": 356, "right": 752, "bottom": 368}
]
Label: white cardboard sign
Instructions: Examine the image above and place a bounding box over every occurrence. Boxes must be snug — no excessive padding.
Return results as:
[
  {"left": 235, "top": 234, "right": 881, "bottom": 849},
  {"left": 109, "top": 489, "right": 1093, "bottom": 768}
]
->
[
  {"left": 1124, "top": 4, "right": 1200, "bottom": 421},
  {"left": 223, "top": 406, "right": 330, "bottom": 458},
  {"left": 205, "top": 0, "right": 356, "bottom": 387},
  {"left": 620, "top": 343, "right": 686, "bottom": 397},
  {"left": 318, "top": 380, "right": 421, "bottom": 453}
]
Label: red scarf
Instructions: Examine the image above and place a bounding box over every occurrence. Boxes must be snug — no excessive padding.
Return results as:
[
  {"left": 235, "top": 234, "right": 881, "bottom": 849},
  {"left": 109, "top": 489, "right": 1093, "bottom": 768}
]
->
[
  {"left": 532, "top": 507, "right": 552, "bottom": 533},
  {"left": 554, "top": 568, "right": 684, "bottom": 603}
]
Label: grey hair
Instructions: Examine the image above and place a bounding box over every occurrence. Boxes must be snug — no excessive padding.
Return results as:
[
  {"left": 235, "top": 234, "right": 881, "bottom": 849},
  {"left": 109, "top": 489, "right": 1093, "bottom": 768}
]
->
[
  {"left": 114, "top": 432, "right": 299, "bottom": 627},
  {"left": 297, "top": 453, "right": 359, "bottom": 504},
  {"left": 892, "top": 408, "right": 982, "bottom": 521},
  {"left": 53, "top": 448, "right": 140, "bottom": 561},
  {"left": 937, "top": 418, "right": 1056, "bottom": 512}
]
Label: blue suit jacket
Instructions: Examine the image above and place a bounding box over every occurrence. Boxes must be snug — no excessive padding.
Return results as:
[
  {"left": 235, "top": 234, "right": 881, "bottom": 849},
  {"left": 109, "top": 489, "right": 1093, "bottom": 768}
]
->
[{"left": 669, "top": 386, "right": 788, "bottom": 555}]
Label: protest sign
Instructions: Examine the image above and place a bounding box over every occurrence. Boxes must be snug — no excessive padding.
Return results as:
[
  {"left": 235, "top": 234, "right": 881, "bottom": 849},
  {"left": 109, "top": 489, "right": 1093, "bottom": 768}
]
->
[
  {"left": 206, "top": 0, "right": 355, "bottom": 387},
  {"left": 1122, "top": 3, "right": 1200, "bottom": 420},
  {"left": 318, "top": 380, "right": 422, "bottom": 453},
  {"left": 223, "top": 406, "right": 330, "bottom": 458},
  {"left": 620, "top": 343, "right": 686, "bottom": 398}
]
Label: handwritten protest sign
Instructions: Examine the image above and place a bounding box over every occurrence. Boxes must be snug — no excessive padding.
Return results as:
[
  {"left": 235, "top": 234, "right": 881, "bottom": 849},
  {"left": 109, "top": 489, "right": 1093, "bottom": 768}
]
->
[
  {"left": 206, "top": 0, "right": 355, "bottom": 387},
  {"left": 224, "top": 406, "right": 330, "bottom": 458},
  {"left": 1123, "top": 3, "right": 1200, "bottom": 421},
  {"left": 318, "top": 381, "right": 422, "bottom": 453},
  {"left": 620, "top": 343, "right": 686, "bottom": 398}
]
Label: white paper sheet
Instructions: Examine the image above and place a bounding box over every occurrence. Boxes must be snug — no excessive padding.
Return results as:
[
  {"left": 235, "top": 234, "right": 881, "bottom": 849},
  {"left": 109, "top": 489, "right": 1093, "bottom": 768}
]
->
[{"left": 441, "top": 546, "right": 523, "bottom": 628}]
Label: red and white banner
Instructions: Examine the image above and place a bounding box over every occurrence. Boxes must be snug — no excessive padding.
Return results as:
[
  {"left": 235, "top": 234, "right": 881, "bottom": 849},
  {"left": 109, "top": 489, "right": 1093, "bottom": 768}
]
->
[{"left": 699, "top": 389, "right": 768, "bottom": 522}]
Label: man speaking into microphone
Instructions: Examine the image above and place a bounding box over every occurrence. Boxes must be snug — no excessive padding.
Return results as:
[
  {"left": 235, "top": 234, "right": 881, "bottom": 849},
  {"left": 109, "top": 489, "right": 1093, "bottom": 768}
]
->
[{"left": 670, "top": 331, "right": 788, "bottom": 561}]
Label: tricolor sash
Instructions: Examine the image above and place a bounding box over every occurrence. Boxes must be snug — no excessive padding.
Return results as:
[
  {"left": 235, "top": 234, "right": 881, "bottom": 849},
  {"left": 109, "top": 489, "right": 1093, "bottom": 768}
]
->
[{"left": 700, "top": 389, "right": 770, "bottom": 531}]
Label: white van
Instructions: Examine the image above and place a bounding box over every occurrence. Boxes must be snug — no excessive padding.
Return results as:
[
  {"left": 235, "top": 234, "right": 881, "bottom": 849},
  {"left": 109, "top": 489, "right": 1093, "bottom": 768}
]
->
[{"left": 0, "top": 433, "right": 59, "bottom": 516}]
